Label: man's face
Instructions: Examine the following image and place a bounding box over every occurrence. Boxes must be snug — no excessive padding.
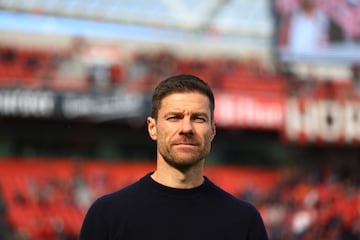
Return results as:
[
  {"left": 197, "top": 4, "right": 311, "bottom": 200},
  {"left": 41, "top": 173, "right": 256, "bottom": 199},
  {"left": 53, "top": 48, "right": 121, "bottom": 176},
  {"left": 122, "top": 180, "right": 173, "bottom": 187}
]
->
[
  {"left": 301, "top": 0, "right": 317, "bottom": 12},
  {"left": 147, "top": 92, "right": 216, "bottom": 171}
]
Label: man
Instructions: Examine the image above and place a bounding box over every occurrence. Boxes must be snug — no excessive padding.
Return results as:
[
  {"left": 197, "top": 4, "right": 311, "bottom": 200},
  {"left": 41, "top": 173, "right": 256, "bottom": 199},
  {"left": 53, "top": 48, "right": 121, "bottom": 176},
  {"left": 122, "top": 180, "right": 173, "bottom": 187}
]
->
[
  {"left": 276, "top": 0, "right": 329, "bottom": 56},
  {"left": 79, "top": 74, "right": 268, "bottom": 240}
]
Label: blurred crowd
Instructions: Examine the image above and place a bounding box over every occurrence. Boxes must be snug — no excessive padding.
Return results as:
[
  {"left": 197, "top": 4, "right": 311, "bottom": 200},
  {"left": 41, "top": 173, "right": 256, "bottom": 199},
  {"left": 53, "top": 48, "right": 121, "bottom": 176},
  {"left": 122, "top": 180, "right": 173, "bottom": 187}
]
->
[
  {"left": 0, "top": 37, "right": 276, "bottom": 93},
  {"left": 0, "top": 160, "right": 360, "bottom": 239},
  {"left": 2, "top": 37, "right": 349, "bottom": 95},
  {"left": 253, "top": 165, "right": 360, "bottom": 239},
  {"left": 1, "top": 37, "right": 359, "bottom": 100},
  {"left": 0, "top": 161, "right": 157, "bottom": 240}
]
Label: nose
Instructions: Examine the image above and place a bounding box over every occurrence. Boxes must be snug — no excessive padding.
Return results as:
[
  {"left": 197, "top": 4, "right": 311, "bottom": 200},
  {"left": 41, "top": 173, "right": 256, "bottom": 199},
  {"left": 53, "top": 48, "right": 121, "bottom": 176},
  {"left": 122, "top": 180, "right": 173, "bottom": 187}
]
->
[{"left": 180, "top": 118, "right": 194, "bottom": 135}]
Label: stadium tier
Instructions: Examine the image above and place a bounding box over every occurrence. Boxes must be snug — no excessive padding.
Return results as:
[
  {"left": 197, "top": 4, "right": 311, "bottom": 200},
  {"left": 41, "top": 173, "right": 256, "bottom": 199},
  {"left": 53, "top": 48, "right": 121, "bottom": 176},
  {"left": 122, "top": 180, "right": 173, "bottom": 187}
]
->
[
  {"left": 0, "top": 159, "right": 279, "bottom": 239},
  {"left": 1, "top": 158, "right": 360, "bottom": 239}
]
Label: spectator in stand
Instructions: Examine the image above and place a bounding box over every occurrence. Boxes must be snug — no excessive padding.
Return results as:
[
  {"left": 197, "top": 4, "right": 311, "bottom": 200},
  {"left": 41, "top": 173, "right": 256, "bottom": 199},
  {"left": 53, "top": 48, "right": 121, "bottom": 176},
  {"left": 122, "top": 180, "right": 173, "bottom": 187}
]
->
[
  {"left": 53, "top": 36, "right": 90, "bottom": 91},
  {"left": 79, "top": 74, "right": 268, "bottom": 240},
  {"left": 0, "top": 185, "right": 9, "bottom": 240},
  {"left": 73, "top": 170, "right": 93, "bottom": 214},
  {"left": 351, "top": 63, "right": 360, "bottom": 89}
]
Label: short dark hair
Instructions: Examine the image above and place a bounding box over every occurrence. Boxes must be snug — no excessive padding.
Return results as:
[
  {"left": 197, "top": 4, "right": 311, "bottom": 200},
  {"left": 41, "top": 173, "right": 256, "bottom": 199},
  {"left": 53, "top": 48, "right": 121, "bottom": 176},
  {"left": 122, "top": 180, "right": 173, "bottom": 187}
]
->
[{"left": 151, "top": 74, "right": 215, "bottom": 120}]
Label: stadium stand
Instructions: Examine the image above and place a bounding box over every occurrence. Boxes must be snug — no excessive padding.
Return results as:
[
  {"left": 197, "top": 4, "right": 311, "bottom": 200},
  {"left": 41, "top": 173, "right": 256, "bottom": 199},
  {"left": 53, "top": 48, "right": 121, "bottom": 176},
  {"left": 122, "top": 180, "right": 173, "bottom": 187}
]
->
[
  {"left": 0, "top": 43, "right": 289, "bottom": 93},
  {"left": 1, "top": 42, "right": 355, "bottom": 97},
  {"left": 1, "top": 158, "right": 360, "bottom": 239},
  {"left": 0, "top": 159, "right": 279, "bottom": 240}
]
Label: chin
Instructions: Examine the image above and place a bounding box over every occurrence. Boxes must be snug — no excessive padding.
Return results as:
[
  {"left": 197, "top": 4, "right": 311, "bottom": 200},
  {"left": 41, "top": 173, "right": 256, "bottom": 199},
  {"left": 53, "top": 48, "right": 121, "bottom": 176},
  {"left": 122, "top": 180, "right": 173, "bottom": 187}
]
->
[{"left": 165, "top": 156, "right": 202, "bottom": 171}]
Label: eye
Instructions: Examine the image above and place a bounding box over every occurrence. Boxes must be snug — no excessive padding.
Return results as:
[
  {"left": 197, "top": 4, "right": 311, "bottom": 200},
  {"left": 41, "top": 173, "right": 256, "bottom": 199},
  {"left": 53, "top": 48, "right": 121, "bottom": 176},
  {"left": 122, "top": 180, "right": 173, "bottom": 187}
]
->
[
  {"left": 166, "top": 115, "right": 179, "bottom": 121},
  {"left": 193, "top": 116, "right": 207, "bottom": 123}
]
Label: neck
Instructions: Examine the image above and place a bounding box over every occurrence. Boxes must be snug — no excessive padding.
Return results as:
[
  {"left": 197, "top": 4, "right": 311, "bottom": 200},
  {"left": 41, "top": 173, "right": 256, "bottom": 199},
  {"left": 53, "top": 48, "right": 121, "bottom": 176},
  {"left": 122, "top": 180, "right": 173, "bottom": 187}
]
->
[{"left": 151, "top": 160, "right": 205, "bottom": 189}]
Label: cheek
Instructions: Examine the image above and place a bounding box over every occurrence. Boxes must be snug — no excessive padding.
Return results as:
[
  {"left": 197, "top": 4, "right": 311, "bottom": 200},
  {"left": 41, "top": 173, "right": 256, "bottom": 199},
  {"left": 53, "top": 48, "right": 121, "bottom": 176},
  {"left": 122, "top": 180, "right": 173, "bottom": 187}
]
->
[
  {"left": 158, "top": 122, "right": 176, "bottom": 137},
  {"left": 201, "top": 125, "right": 215, "bottom": 140},
  {"left": 155, "top": 126, "right": 170, "bottom": 143},
  {"left": 205, "top": 133, "right": 214, "bottom": 144},
  {"left": 156, "top": 132, "right": 173, "bottom": 153}
]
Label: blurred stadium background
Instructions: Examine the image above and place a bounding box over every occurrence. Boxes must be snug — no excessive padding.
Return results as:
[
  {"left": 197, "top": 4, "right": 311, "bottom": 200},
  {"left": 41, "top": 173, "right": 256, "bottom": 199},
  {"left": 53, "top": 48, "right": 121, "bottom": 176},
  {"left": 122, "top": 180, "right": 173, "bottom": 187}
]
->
[{"left": 0, "top": 0, "right": 360, "bottom": 239}]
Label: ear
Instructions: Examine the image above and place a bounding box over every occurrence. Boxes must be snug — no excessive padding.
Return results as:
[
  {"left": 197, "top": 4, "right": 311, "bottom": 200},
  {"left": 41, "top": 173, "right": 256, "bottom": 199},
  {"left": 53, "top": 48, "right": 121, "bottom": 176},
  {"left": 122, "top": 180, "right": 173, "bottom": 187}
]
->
[{"left": 147, "top": 117, "right": 157, "bottom": 140}]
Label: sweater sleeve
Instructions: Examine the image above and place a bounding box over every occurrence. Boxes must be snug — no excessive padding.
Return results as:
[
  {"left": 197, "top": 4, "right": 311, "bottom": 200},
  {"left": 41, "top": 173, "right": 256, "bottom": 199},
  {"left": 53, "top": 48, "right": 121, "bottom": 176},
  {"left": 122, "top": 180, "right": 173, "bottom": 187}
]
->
[{"left": 79, "top": 198, "right": 108, "bottom": 240}]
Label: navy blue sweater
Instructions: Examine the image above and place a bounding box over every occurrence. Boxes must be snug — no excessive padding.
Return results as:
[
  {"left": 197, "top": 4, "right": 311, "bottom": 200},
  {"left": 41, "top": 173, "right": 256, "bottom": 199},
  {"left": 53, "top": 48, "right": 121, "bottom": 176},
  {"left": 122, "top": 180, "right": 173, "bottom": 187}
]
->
[{"left": 79, "top": 173, "right": 268, "bottom": 240}]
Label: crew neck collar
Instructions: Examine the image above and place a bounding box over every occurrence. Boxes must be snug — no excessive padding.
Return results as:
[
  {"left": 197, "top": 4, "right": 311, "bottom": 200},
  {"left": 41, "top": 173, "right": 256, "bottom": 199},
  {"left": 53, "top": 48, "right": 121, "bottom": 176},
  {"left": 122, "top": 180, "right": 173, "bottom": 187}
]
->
[{"left": 142, "top": 172, "right": 211, "bottom": 199}]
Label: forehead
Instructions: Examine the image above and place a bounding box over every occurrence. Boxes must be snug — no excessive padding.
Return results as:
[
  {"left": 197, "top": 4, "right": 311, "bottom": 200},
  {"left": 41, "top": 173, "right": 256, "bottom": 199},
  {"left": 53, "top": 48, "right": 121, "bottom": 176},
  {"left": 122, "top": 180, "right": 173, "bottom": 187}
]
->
[{"left": 159, "top": 92, "right": 210, "bottom": 112}]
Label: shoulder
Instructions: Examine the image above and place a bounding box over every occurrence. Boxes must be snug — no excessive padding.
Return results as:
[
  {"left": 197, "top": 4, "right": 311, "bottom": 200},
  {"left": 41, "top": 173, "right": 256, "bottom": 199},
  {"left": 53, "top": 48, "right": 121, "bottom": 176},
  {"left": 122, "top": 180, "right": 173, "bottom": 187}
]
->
[
  {"left": 205, "top": 179, "right": 267, "bottom": 237},
  {"left": 206, "top": 179, "right": 262, "bottom": 216},
  {"left": 79, "top": 175, "right": 151, "bottom": 240},
  {"left": 89, "top": 173, "right": 151, "bottom": 212}
]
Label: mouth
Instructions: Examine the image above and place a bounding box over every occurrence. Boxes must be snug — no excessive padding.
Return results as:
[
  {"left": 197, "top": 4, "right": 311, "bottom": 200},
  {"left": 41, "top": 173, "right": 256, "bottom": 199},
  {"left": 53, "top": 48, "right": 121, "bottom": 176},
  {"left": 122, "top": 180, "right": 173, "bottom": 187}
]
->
[
  {"left": 173, "top": 142, "right": 198, "bottom": 149},
  {"left": 174, "top": 141, "right": 197, "bottom": 146}
]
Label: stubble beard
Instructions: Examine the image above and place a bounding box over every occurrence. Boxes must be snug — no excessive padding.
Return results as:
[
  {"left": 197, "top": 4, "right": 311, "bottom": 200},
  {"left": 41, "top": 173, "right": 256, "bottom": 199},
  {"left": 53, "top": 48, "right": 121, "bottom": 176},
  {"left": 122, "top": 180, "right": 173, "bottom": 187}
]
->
[{"left": 159, "top": 144, "right": 211, "bottom": 173}]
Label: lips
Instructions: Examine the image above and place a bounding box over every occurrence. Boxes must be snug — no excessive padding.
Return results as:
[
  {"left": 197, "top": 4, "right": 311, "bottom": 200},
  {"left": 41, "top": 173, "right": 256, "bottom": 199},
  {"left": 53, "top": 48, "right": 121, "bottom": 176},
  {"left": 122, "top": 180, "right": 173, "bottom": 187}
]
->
[
  {"left": 172, "top": 142, "right": 199, "bottom": 150},
  {"left": 173, "top": 141, "right": 198, "bottom": 146}
]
